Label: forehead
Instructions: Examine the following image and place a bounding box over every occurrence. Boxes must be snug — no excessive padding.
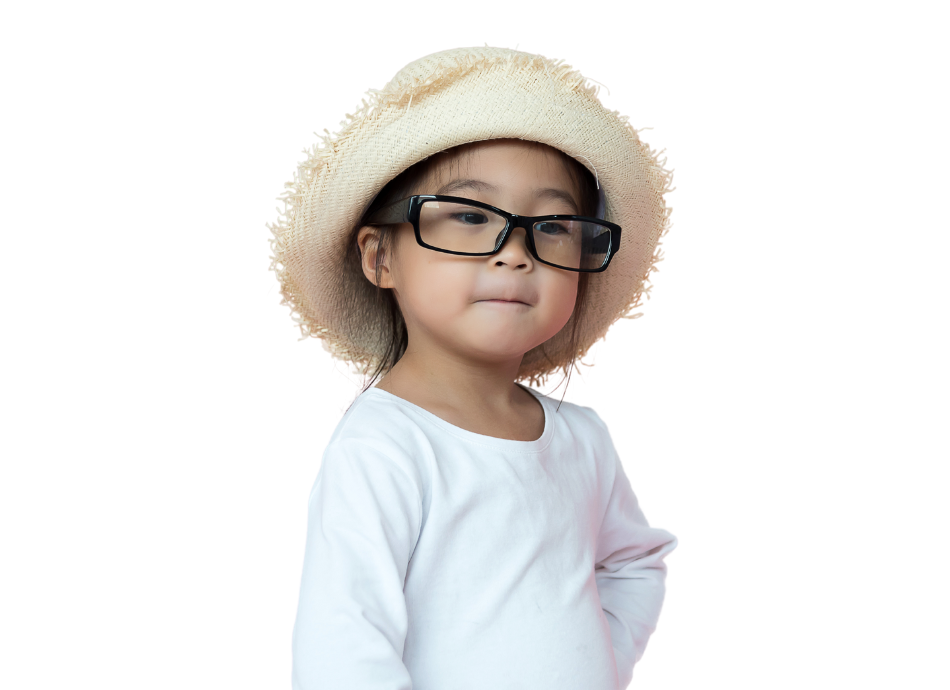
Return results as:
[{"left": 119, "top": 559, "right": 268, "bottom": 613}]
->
[{"left": 417, "top": 139, "right": 577, "bottom": 193}]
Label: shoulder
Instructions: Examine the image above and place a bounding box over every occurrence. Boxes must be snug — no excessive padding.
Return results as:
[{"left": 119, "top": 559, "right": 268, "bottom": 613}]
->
[
  {"left": 331, "top": 388, "right": 438, "bottom": 449},
  {"left": 528, "top": 389, "right": 612, "bottom": 436},
  {"left": 319, "top": 389, "right": 434, "bottom": 491},
  {"left": 529, "top": 389, "right": 624, "bottom": 473}
]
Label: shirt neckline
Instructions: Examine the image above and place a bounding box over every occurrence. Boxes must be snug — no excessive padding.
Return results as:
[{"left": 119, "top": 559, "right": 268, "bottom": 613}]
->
[{"left": 361, "top": 385, "right": 555, "bottom": 453}]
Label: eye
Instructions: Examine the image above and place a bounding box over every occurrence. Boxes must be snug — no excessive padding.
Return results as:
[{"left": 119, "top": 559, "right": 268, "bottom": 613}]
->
[
  {"left": 449, "top": 211, "right": 490, "bottom": 225},
  {"left": 535, "top": 221, "right": 571, "bottom": 236}
]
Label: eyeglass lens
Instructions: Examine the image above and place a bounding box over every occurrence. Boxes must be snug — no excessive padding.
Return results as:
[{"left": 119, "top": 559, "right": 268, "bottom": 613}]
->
[{"left": 418, "top": 200, "right": 610, "bottom": 271}]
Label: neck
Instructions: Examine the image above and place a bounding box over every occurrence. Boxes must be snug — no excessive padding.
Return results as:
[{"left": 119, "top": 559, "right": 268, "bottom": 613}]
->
[{"left": 374, "top": 327, "right": 530, "bottom": 417}]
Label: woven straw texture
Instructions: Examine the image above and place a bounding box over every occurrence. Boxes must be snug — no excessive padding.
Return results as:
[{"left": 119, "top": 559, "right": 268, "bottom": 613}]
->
[{"left": 269, "top": 47, "right": 672, "bottom": 385}]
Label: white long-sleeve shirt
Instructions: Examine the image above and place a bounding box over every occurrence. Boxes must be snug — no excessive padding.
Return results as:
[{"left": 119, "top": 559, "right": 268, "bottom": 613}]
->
[{"left": 292, "top": 386, "right": 677, "bottom": 690}]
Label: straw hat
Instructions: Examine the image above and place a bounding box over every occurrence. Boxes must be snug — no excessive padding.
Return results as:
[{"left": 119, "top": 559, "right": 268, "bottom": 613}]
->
[{"left": 269, "top": 46, "right": 672, "bottom": 385}]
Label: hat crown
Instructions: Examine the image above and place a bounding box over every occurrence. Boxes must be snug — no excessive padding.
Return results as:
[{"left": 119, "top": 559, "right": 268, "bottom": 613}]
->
[
  {"left": 388, "top": 46, "right": 527, "bottom": 86},
  {"left": 378, "top": 47, "right": 599, "bottom": 110}
]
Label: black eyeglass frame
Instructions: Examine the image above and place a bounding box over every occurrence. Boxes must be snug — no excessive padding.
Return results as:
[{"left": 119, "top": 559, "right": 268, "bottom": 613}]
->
[{"left": 365, "top": 195, "right": 622, "bottom": 273}]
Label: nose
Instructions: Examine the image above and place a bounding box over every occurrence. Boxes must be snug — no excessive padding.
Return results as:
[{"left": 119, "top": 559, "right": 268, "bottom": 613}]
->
[{"left": 493, "top": 225, "right": 533, "bottom": 270}]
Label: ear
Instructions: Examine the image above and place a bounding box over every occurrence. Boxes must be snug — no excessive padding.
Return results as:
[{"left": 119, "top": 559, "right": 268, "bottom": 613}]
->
[{"left": 356, "top": 226, "right": 395, "bottom": 289}]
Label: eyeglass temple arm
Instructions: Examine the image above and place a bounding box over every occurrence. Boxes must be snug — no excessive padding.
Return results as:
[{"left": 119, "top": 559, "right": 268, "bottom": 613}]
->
[{"left": 365, "top": 198, "right": 412, "bottom": 226}]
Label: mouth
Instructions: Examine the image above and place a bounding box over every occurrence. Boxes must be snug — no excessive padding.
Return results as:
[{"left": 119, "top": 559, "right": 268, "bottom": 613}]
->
[{"left": 477, "top": 299, "right": 531, "bottom": 306}]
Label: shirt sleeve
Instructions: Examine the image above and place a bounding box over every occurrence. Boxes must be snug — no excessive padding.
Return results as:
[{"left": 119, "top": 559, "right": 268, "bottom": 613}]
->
[
  {"left": 594, "top": 450, "right": 677, "bottom": 689},
  {"left": 292, "top": 437, "right": 424, "bottom": 690}
]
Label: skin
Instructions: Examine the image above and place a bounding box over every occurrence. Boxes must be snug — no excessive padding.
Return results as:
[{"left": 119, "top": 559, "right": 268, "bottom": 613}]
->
[{"left": 356, "top": 140, "right": 582, "bottom": 441}]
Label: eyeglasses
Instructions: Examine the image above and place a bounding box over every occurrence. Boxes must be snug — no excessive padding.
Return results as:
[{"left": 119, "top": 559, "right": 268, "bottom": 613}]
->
[{"left": 365, "top": 195, "right": 621, "bottom": 273}]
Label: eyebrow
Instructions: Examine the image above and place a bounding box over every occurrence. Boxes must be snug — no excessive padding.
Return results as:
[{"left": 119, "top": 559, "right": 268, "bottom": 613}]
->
[
  {"left": 435, "top": 178, "right": 499, "bottom": 196},
  {"left": 534, "top": 187, "right": 580, "bottom": 214},
  {"left": 435, "top": 179, "right": 580, "bottom": 214}
]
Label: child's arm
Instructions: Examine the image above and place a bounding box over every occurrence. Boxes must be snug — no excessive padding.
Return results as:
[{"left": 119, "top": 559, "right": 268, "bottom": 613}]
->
[
  {"left": 292, "top": 438, "right": 423, "bottom": 690},
  {"left": 594, "top": 451, "right": 677, "bottom": 688}
]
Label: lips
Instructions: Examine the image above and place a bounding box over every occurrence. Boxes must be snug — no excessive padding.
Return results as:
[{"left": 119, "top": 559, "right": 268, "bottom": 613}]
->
[
  {"left": 473, "top": 281, "right": 538, "bottom": 307},
  {"left": 474, "top": 293, "right": 535, "bottom": 306}
]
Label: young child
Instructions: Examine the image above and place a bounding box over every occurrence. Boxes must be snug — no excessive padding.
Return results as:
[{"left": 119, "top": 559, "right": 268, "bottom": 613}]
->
[{"left": 270, "top": 47, "right": 677, "bottom": 690}]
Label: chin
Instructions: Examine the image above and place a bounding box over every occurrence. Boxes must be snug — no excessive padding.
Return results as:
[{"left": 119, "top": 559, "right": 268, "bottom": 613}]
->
[
  {"left": 467, "top": 333, "right": 550, "bottom": 362},
  {"left": 477, "top": 344, "right": 535, "bottom": 362}
]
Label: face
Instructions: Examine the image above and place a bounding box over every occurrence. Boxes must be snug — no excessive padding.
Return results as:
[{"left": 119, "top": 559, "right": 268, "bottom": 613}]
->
[{"left": 359, "top": 140, "right": 582, "bottom": 367}]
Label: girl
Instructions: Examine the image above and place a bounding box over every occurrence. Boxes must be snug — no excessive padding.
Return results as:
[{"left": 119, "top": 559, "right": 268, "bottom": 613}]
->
[{"left": 270, "top": 47, "right": 677, "bottom": 690}]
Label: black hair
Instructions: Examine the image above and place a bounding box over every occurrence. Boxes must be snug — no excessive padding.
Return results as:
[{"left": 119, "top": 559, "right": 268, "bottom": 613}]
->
[{"left": 348, "top": 140, "right": 598, "bottom": 396}]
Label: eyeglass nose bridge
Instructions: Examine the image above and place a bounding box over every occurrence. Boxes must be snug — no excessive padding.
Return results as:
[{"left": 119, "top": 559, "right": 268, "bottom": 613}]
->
[{"left": 492, "top": 214, "right": 538, "bottom": 259}]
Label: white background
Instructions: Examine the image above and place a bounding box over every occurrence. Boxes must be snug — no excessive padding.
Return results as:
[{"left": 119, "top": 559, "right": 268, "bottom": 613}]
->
[{"left": 2, "top": 1, "right": 947, "bottom": 688}]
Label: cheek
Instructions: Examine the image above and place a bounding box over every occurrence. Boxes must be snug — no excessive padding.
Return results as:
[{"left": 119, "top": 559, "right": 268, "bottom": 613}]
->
[
  {"left": 392, "top": 250, "right": 474, "bottom": 321},
  {"left": 545, "top": 273, "right": 580, "bottom": 327}
]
